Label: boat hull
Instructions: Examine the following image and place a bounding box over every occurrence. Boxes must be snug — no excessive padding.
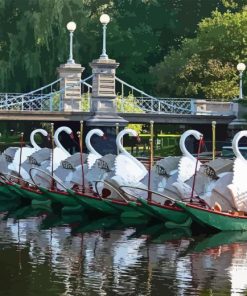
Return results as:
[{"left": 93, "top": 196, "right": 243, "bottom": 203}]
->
[
  {"left": 176, "top": 201, "right": 247, "bottom": 231},
  {"left": 137, "top": 198, "right": 189, "bottom": 224},
  {"left": 14, "top": 184, "right": 48, "bottom": 202},
  {"left": 103, "top": 199, "right": 151, "bottom": 220},
  {"left": 0, "top": 183, "right": 19, "bottom": 201},
  {"left": 67, "top": 189, "right": 119, "bottom": 215},
  {"left": 38, "top": 187, "right": 80, "bottom": 207}
]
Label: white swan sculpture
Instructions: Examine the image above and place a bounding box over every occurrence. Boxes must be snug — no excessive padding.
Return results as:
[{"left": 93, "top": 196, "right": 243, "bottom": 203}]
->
[
  {"left": 52, "top": 126, "right": 72, "bottom": 169},
  {"left": 228, "top": 130, "right": 247, "bottom": 212},
  {"left": 70, "top": 129, "right": 104, "bottom": 188},
  {"left": 85, "top": 128, "right": 104, "bottom": 169},
  {"left": 6, "top": 128, "right": 48, "bottom": 174},
  {"left": 112, "top": 128, "right": 147, "bottom": 184},
  {"left": 177, "top": 129, "right": 203, "bottom": 182},
  {"left": 171, "top": 129, "right": 203, "bottom": 199},
  {"left": 29, "top": 126, "right": 73, "bottom": 188}
]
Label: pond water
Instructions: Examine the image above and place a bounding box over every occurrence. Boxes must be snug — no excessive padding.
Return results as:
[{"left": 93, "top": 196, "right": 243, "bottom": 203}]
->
[{"left": 1, "top": 203, "right": 247, "bottom": 296}]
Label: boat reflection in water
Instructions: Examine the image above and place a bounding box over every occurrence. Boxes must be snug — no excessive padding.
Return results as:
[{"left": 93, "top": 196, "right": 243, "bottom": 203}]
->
[
  {"left": 190, "top": 231, "right": 247, "bottom": 296},
  {"left": 1, "top": 204, "right": 247, "bottom": 295}
]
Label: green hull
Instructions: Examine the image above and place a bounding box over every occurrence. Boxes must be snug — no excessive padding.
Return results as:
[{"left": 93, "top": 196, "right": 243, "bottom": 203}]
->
[
  {"left": 13, "top": 184, "right": 49, "bottom": 202},
  {"left": 0, "top": 183, "right": 19, "bottom": 201},
  {"left": 137, "top": 198, "right": 189, "bottom": 224},
  {"left": 39, "top": 187, "right": 79, "bottom": 207},
  {"left": 103, "top": 199, "right": 150, "bottom": 220},
  {"left": 176, "top": 201, "right": 247, "bottom": 231},
  {"left": 193, "top": 231, "right": 247, "bottom": 252},
  {"left": 67, "top": 189, "right": 119, "bottom": 215}
]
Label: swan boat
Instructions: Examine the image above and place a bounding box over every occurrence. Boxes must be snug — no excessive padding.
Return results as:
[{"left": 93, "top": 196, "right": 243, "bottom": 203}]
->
[
  {"left": 99, "top": 130, "right": 203, "bottom": 226},
  {"left": 173, "top": 130, "right": 247, "bottom": 231},
  {"left": 0, "top": 129, "right": 50, "bottom": 204},
  {"left": 54, "top": 128, "right": 151, "bottom": 219},
  {"left": 0, "top": 127, "right": 79, "bottom": 208},
  {"left": 21, "top": 128, "right": 120, "bottom": 215}
]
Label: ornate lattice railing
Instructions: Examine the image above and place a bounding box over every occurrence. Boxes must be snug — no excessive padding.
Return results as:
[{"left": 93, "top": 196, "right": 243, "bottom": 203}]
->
[
  {"left": 115, "top": 77, "right": 192, "bottom": 114},
  {"left": 0, "top": 75, "right": 93, "bottom": 111},
  {"left": 0, "top": 79, "right": 62, "bottom": 111},
  {"left": 0, "top": 74, "right": 233, "bottom": 116}
]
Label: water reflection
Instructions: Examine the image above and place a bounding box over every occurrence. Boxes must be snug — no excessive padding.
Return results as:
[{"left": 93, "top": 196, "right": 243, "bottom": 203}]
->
[{"left": 1, "top": 203, "right": 247, "bottom": 295}]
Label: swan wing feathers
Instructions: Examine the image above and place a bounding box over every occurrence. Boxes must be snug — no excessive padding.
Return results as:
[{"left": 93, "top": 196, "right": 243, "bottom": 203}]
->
[
  {"left": 0, "top": 155, "right": 9, "bottom": 174},
  {"left": 228, "top": 158, "right": 247, "bottom": 211},
  {"left": 87, "top": 153, "right": 101, "bottom": 169},
  {"left": 114, "top": 154, "right": 147, "bottom": 184},
  {"left": 111, "top": 175, "right": 148, "bottom": 200},
  {"left": 172, "top": 181, "right": 193, "bottom": 200},
  {"left": 53, "top": 148, "right": 70, "bottom": 166},
  {"left": 186, "top": 171, "right": 213, "bottom": 196},
  {"left": 70, "top": 164, "right": 89, "bottom": 186},
  {"left": 150, "top": 169, "right": 167, "bottom": 192},
  {"left": 54, "top": 166, "right": 71, "bottom": 182},
  {"left": 28, "top": 148, "right": 50, "bottom": 165},
  {"left": 232, "top": 158, "right": 247, "bottom": 194},
  {"left": 61, "top": 152, "right": 87, "bottom": 169},
  {"left": 155, "top": 156, "right": 180, "bottom": 176},
  {"left": 177, "top": 156, "right": 201, "bottom": 183},
  {"left": 86, "top": 164, "right": 108, "bottom": 182}
]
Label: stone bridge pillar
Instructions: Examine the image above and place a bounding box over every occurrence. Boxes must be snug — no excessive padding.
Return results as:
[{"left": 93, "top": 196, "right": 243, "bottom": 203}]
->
[
  {"left": 86, "top": 58, "right": 127, "bottom": 154},
  {"left": 57, "top": 63, "right": 84, "bottom": 111},
  {"left": 87, "top": 58, "right": 127, "bottom": 126},
  {"left": 228, "top": 101, "right": 247, "bottom": 137}
]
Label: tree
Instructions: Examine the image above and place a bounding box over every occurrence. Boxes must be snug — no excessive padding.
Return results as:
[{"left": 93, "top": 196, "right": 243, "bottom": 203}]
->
[
  {"left": 0, "top": 0, "right": 226, "bottom": 93},
  {"left": 150, "top": 5, "right": 247, "bottom": 100}
]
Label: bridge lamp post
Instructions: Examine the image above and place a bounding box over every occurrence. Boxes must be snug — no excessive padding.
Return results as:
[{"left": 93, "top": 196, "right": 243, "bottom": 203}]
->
[
  {"left": 66, "top": 21, "right": 77, "bottom": 64},
  {"left": 237, "top": 62, "right": 246, "bottom": 99},
  {"left": 100, "top": 14, "right": 110, "bottom": 59}
]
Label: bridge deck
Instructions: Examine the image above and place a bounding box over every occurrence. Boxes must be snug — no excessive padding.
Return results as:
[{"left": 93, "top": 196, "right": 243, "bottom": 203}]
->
[{"left": 0, "top": 110, "right": 235, "bottom": 124}]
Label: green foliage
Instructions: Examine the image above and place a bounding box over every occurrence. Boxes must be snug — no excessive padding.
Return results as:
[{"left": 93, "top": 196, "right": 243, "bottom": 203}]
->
[
  {"left": 116, "top": 93, "right": 144, "bottom": 113},
  {"left": 0, "top": 0, "right": 229, "bottom": 93},
  {"left": 151, "top": 8, "right": 247, "bottom": 100},
  {"left": 116, "top": 94, "right": 144, "bottom": 133},
  {"left": 81, "top": 93, "right": 90, "bottom": 111}
]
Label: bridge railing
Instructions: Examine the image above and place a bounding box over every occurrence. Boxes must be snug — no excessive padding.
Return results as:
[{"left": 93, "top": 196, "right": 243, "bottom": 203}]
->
[
  {"left": 0, "top": 74, "right": 233, "bottom": 115},
  {"left": 0, "top": 75, "right": 93, "bottom": 112},
  {"left": 0, "top": 78, "right": 62, "bottom": 111},
  {"left": 115, "top": 77, "right": 192, "bottom": 114}
]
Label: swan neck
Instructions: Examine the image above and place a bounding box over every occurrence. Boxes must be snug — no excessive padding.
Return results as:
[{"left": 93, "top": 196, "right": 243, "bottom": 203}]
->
[
  {"left": 54, "top": 127, "right": 71, "bottom": 156},
  {"left": 30, "top": 129, "right": 42, "bottom": 150},
  {"left": 179, "top": 132, "right": 194, "bottom": 159},
  {"left": 85, "top": 130, "right": 101, "bottom": 156},
  {"left": 117, "top": 130, "right": 146, "bottom": 171},
  {"left": 232, "top": 132, "right": 246, "bottom": 160}
]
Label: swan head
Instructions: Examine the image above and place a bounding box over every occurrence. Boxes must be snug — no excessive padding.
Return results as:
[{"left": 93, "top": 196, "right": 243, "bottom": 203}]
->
[
  {"left": 179, "top": 129, "right": 203, "bottom": 159},
  {"left": 54, "top": 126, "right": 73, "bottom": 138},
  {"left": 86, "top": 129, "right": 104, "bottom": 139},
  {"left": 31, "top": 129, "right": 48, "bottom": 137},
  {"left": 179, "top": 129, "right": 203, "bottom": 148},
  {"left": 117, "top": 128, "right": 138, "bottom": 139},
  {"left": 232, "top": 130, "right": 247, "bottom": 160},
  {"left": 181, "top": 129, "right": 203, "bottom": 141}
]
